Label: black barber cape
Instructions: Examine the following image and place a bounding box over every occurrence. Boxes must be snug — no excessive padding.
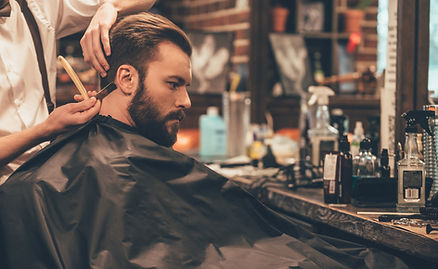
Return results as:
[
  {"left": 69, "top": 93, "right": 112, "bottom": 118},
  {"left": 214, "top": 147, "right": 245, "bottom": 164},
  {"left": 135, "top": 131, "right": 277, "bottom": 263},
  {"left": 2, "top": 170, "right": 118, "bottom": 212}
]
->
[{"left": 0, "top": 116, "right": 408, "bottom": 269}]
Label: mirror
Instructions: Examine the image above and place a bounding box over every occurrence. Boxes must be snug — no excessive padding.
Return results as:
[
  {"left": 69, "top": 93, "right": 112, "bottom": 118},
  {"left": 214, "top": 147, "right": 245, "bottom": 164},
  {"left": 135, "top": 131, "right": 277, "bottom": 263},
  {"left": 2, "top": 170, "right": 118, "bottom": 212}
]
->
[{"left": 429, "top": 0, "right": 438, "bottom": 100}]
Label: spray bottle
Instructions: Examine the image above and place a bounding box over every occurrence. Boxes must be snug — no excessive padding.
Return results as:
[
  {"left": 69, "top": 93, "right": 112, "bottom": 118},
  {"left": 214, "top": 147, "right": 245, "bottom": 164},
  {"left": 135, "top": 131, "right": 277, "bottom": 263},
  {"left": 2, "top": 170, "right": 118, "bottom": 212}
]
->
[
  {"left": 397, "top": 110, "right": 434, "bottom": 212},
  {"left": 307, "top": 86, "right": 338, "bottom": 168}
]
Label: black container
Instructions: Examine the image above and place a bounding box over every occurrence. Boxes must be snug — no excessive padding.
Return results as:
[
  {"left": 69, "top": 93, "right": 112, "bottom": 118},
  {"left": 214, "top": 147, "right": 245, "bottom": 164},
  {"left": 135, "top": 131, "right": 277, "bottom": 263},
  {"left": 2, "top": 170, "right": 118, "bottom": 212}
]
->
[{"left": 338, "top": 136, "right": 353, "bottom": 203}]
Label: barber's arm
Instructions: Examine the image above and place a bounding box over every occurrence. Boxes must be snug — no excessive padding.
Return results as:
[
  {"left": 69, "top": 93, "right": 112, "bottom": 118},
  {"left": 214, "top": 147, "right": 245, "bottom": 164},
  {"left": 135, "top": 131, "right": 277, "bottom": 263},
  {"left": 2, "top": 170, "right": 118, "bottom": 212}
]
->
[
  {"left": 0, "top": 97, "right": 100, "bottom": 167},
  {"left": 80, "top": 0, "right": 156, "bottom": 77}
]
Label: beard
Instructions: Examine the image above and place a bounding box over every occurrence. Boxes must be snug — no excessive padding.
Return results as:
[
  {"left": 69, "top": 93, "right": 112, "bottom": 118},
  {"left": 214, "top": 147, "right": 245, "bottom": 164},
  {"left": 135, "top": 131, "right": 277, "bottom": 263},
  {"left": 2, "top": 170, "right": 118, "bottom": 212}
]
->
[{"left": 128, "top": 80, "right": 185, "bottom": 147}]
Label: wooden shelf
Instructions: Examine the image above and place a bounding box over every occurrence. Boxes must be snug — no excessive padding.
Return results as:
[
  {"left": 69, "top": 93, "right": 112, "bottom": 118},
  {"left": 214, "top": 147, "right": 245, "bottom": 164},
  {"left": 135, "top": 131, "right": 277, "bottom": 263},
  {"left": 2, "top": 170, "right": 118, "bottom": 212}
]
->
[
  {"left": 246, "top": 0, "right": 380, "bottom": 131},
  {"left": 265, "top": 94, "right": 379, "bottom": 131},
  {"left": 268, "top": 94, "right": 379, "bottom": 106},
  {"left": 298, "top": 32, "right": 350, "bottom": 40},
  {"left": 181, "top": 93, "right": 380, "bottom": 131},
  {"left": 329, "top": 94, "right": 380, "bottom": 108}
]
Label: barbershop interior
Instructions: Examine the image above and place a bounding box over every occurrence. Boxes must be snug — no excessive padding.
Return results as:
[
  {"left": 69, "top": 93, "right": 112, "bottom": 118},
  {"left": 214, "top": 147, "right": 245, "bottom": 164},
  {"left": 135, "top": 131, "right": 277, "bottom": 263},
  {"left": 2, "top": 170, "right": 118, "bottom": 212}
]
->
[{"left": 2, "top": 0, "right": 438, "bottom": 268}]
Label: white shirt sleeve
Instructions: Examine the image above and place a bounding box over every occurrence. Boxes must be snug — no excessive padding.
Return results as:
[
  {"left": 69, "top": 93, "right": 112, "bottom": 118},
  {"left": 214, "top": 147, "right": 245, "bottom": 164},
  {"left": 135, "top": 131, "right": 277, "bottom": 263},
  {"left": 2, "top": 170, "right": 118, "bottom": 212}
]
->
[
  {"left": 0, "top": 0, "right": 104, "bottom": 178},
  {"left": 55, "top": 0, "right": 103, "bottom": 39},
  {"left": 27, "top": 0, "right": 103, "bottom": 40}
]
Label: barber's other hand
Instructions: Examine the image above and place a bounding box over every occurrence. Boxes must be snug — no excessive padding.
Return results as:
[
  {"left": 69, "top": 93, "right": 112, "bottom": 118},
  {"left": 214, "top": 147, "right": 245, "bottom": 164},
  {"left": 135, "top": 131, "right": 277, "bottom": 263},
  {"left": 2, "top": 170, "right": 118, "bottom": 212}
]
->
[
  {"left": 80, "top": 2, "right": 117, "bottom": 78},
  {"left": 41, "top": 97, "right": 101, "bottom": 140},
  {"left": 74, "top": 90, "right": 97, "bottom": 102}
]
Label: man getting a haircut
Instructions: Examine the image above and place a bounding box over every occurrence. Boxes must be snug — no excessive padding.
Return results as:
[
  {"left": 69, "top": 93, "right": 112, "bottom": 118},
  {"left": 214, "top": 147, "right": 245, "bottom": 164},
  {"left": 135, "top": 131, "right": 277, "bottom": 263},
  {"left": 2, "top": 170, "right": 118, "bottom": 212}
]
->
[{"left": 0, "top": 12, "right": 408, "bottom": 269}]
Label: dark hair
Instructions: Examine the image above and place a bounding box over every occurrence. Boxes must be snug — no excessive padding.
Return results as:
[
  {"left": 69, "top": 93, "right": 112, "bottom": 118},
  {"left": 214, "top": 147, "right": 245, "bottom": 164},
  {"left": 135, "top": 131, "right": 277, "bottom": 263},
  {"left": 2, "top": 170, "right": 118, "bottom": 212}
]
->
[{"left": 105, "top": 12, "right": 192, "bottom": 83}]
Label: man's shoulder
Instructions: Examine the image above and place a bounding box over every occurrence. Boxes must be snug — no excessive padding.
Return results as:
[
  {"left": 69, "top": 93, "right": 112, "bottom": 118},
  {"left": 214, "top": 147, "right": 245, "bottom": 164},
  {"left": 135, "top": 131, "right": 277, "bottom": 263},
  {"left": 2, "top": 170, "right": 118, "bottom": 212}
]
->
[{"left": 0, "top": 169, "right": 39, "bottom": 200}]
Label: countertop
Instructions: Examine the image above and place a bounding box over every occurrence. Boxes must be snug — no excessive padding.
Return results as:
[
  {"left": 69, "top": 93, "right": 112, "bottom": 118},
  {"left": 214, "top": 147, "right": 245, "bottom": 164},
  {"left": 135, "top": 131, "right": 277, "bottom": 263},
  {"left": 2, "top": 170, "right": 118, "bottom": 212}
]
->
[{"left": 230, "top": 175, "right": 438, "bottom": 264}]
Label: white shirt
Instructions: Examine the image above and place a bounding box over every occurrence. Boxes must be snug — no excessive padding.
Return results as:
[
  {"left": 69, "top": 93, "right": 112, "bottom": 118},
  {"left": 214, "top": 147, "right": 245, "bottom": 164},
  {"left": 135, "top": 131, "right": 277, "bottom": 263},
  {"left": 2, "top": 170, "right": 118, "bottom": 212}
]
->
[{"left": 0, "top": 0, "right": 102, "bottom": 182}]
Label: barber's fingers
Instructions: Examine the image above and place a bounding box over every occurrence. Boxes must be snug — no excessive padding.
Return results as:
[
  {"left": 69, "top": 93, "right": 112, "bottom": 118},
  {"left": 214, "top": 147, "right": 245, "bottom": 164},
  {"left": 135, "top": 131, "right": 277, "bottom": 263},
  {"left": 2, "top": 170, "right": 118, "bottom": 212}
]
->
[
  {"left": 74, "top": 91, "right": 97, "bottom": 102},
  {"left": 74, "top": 94, "right": 83, "bottom": 102},
  {"left": 94, "top": 3, "right": 117, "bottom": 62},
  {"left": 68, "top": 97, "right": 98, "bottom": 113},
  {"left": 80, "top": 3, "right": 117, "bottom": 78},
  {"left": 100, "top": 23, "right": 111, "bottom": 57},
  {"left": 71, "top": 99, "right": 101, "bottom": 124},
  {"left": 80, "top": 34, "right": 93, "bottom": 69},
  {"left": 60, "top": 98, "right": 100, "bottom": 126},
  {"left": 91, "top": 25, "right": 109, "bottom": 76},
  {"left": 81, "top": 31, "right": 106, "bottom": 77},
  {"left": 88, "top": 90, "right": 97, "bottom": 97},
  {"left": 80, "top": 21, "right": 108, "bottom": 77},
  {"left": 44, "top": 98, "right": 100, "bottom": 137},
  {"left": 61, "top": 97, "right": 96, "bottom": 115}
]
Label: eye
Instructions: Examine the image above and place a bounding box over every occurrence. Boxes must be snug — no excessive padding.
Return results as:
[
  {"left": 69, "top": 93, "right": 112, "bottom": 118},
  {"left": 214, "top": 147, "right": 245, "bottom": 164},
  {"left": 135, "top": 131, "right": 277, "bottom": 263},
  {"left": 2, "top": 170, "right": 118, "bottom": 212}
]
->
[{"left": 167, "top": 81, "right": 179, "bottom": 90}]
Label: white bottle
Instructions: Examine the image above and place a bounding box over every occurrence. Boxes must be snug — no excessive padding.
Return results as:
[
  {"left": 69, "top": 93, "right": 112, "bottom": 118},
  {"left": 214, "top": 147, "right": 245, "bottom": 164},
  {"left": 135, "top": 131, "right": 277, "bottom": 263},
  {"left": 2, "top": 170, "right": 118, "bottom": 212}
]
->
[
  {"left": 307, "top": 86, "right": 338, "bottom": 168},
  {"left": 397, "top": 110, "right": 433, "bottom": 212},
  {"left": 397, "top": 131, "right": 425, "bottom": 212},
  {"left": 351, "top": 121, "right": 365, "bottom": 157},
  {"left": 199, "top": 107, "right": 227, "bottom": 160}
]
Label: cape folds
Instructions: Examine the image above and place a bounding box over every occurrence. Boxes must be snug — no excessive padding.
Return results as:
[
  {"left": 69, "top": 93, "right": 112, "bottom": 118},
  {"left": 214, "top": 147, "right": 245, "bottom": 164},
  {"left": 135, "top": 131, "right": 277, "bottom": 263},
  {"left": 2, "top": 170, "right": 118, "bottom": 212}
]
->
[{"left": 0, "top": 116, "right": 407, "bottom": 268}]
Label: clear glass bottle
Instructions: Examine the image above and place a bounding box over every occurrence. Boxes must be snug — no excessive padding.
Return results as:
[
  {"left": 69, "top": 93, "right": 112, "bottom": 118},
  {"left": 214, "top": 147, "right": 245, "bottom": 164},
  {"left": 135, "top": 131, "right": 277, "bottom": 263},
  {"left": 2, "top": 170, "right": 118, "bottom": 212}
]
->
[
  {"left": 307, "top": 86, "right": 338, "bottom": 168},
  {"left": 396, "top": 110, "right": 434, "bottom": 212},
  {"left": 354, "top": 138, "right": 377, "bottom": 177},
  {"left": 397, "top": 132, "right": 425, "bottom": 212},
  {"left": 352, "top": 146, "right": 362, "bottom": 177}
]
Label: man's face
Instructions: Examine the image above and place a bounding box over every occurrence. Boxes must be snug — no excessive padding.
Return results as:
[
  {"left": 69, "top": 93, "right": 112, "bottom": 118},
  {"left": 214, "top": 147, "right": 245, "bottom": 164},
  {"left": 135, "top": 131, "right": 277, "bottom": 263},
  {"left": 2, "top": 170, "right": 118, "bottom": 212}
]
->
[{"left": 128, "top": 42, "right": 192, "bottom": 147}]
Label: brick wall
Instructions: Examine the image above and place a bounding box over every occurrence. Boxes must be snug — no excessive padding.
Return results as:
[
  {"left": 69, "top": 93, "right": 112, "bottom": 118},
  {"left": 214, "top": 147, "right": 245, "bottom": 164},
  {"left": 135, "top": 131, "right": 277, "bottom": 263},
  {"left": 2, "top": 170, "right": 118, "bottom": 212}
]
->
[
  {"left": 159, "top": 0, "right": 378, "bottom": 83},
  {"left": 160, "top": 0, "right": 251, "bottom": 66}
]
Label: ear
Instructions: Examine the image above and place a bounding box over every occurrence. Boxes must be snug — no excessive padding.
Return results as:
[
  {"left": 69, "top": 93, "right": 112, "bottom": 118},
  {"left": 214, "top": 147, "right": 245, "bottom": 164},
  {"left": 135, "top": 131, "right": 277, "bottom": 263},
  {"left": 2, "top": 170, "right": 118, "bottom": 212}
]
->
[{"left": 115, "top": 64, "right": 139, "bottom": 96}]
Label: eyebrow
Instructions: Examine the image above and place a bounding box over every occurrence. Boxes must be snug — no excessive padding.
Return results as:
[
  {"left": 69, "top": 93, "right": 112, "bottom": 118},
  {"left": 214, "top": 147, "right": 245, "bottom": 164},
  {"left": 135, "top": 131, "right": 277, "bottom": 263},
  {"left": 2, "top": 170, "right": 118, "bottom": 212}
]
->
[{"left": 167, "top": 75, "right": 191, "bottom": 86}]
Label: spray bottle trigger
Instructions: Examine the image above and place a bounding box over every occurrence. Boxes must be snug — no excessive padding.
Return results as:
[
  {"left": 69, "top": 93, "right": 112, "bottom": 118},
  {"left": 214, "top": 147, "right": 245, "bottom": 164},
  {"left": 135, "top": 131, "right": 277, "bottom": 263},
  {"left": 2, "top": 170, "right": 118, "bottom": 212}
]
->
[{"left": 401, "top": 110, "right": 434, "bottom": 135}]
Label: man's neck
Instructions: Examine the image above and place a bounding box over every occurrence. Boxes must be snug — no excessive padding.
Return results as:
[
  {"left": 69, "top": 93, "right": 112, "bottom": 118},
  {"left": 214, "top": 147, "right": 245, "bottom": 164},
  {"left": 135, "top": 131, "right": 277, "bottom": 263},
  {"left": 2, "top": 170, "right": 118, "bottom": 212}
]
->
[{"left": 99, "top": 91, "right": 135, "bottom": 128}]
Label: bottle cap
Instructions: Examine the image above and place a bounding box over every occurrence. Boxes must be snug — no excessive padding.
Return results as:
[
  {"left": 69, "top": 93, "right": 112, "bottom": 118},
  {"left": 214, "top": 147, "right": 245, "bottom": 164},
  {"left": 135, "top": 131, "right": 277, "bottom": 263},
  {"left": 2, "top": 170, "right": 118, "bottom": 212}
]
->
[
  {"left": 360, "top": 138, "right": 371, "bottom": 150},
  {"left": 354, "top": 121, "right": 364, "bottom": 136},
  {"left": 308, "top": 86, "right": 334, "bottom": 106},
  {"left": 206, "top": 106, "right": 219, "bottom": 116},
  {"left": 401, "top": 110, "right": 434, "bottom": 135}
]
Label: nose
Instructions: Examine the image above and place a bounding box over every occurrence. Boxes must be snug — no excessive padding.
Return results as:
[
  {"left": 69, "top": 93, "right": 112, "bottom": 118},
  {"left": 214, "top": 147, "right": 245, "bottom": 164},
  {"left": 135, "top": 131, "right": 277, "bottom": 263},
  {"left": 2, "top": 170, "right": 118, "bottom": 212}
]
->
[{"left": 176, "top": 87, "right": 191, "bottom": 109}]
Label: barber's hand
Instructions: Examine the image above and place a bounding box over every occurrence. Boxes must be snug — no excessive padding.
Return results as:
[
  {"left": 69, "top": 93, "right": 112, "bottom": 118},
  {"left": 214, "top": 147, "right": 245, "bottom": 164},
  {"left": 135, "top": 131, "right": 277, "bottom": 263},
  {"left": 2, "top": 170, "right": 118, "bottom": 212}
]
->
[
  {"left": 41, "top": 97, "right": 101, "bottom": 140},
  {"left": 74, "top": 90, "right": 98, "bottom": 102},
  {"left": 80, "top": 2, "right": 117, "bottom": 78}
]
